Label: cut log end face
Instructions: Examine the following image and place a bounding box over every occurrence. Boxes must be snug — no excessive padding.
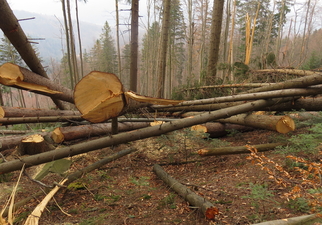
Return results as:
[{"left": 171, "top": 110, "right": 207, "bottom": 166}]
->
[
  {"left": 52, "top": 127, "right": 64, "bottom": 143},
  {"left": 19, "top": 134, "right": 53, "bottom": 155},
  {"left": 276, "top": 116, "right": 296, "bottom": 134}
]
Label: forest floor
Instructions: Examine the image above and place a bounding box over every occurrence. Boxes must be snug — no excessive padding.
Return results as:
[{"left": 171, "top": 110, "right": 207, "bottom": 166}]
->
[{"left": 1, "top": 124, "right": 322, "bottom": 225}]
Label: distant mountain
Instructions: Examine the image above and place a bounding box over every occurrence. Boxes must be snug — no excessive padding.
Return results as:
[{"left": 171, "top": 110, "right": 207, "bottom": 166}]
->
[{"left": 1, "top": 10, "right": 103, "bottom": 63}]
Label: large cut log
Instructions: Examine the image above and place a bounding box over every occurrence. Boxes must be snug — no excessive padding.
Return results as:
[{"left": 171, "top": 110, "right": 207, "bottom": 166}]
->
[
  {"left": 0, "top": 106, "right": 80, "bottom": 118},
  {"left": 218, "top": 114, "right": 295, "bottom": 134},
  {"left": 191, "top": 122, "right": 254, "bottom": 138},
  {"left": 0, "top": 98, "right": 283, "bottom": 174},
  {"left": 51, "top": 122, "right": 150, "bottom": 143},
  {"left": 0, "top": 2, "right": 65, "bottom": 109},
  {"left": 198, "top": 143, "right": 287, "bottom": 156},
  {"left": 0, "top": 115, "right": 83, "bottom": 125},
  {"left": 153, "top": 164, "right": 218, "bottom": 219},
  {"left": 17, "top": 134, "right": 54, "bottom": 155},
  {"left": 0, "top": 63, "right": 74, "bottom": 103},
  {"left": 74, "top": 71, "right": 183, "bottom": 123}
]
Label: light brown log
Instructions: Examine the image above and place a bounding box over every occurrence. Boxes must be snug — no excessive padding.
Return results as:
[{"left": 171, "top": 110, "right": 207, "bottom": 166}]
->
[
  {"left": 252, "top": 213, "right": 322, "bottom": 225},
  {"left": 198, "top": 143, "right": 287, "bottom": 157},
  {"left": 17, "top": 134, "right": 54, "bottom": 155},
  {"left": 191, "top": 122, "right": 254, "bottom": 138},
  {"left": 52, "top": 122, "right": 150, "bottom": 143},
  {"left": 0, "top": 116, "right": 83, "bottom": 125},
  {"left": 0, "top": 98, "right": 282, "bottom": 174},
  {"left": 74, "top": 71, "right": 182, "bottom": 123},
  {"left": 153, "top": 164, "right": 218, "bottom": 219},
  {"left": 0, "top": 106, "right": 80, "bottom": 118},
  {"left": 0, "top": 63, "right": 74, "bottom": 103},
  {"left": 218, "top": 114, "right": 295, "bottom": 134}
]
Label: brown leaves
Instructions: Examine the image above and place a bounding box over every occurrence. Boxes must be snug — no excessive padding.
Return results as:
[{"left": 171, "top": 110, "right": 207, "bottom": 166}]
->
[{"left": 205, "top": 206, "right": 219, "bottom": 220}]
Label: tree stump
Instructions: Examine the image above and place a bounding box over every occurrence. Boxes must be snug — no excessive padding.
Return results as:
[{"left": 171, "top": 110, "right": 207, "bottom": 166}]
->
[{"left": 18, "top": 134, "right": 55, "bottom": 155}]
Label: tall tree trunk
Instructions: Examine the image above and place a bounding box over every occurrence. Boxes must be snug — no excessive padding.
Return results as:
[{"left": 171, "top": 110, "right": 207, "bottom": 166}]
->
[
  {"left": 130, "top": 0, "right": 139, "bottom": 92},
  {"left": 115, "top": 0, "right": 122, "bottom": 80},
  {"left": 75, "top": 0, "right": 84, "bottom": 78},
  {"left": 187, "top": 0, "right": 193, "bottom": 80},
  {"left": 157, "top": 0, "right": 171, "bottom": 98},
  {"left": 0, "top": 0, "right": 65, "bottom": 109},
  {"left": 205, "top": 0, "right": 224, "bottom": 83}
]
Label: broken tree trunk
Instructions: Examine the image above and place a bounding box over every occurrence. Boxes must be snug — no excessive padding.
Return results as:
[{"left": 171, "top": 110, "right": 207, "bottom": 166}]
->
[
  {"left": 197, "top": 142, "right": 287, "bottom": 156},
  {"left": 17, "top": 134, "right": 55, "bottom": 155},
  {"left": 0, "top": 98, "right": 283, "bottom": 174},
  {"left": 73, "top": 71, "right": 182, "bottom": 123},
  {"left": 153, "top": 164, "right": 218, "bottom": 219},
  {"left": 51, "top": 122, "right": 150, "bottom": 143},
  {"left": 0, "top": 115, "right": 83, "bottom": 125},
  {"left": 0, "top": 63, "right": 74, "bottom": 103},
  {"left": 0, "top": 106, "right": 80, "bottom": 118},
  {"left": 191, "top": 122, "right": 254, "bottom": 138},
  {"left": 0, "top": 2, "right": 65, "bottom": 109},
  {"left": 217, "top": 114, "right": 295, "bottom": 134}
]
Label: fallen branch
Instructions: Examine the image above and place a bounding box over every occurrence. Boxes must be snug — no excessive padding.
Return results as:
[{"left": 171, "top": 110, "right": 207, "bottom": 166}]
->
[
  {"left": 251, "top": 213, "right": 322, "bottom": 225},
  {"left": 197, "top": 143, "right": 287, "bottom": 157},
  {"left": 153, "top": 164, "right": 218, "bottom": 219}
]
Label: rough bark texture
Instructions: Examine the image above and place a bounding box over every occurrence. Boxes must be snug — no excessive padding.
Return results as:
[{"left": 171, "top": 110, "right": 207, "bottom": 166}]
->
[
  {"left": 52, "top": 122, "right": 150, "bottom": 143},
  {"left": 0, "top": 1, "right": 65, "bottom": 109},
  {"left": 130, "top": 0, "right": 139, "bottom": 92},
  {"left": 0, "top": 63, "right": 74, "bottom": 103},
  {"left": 153, "top": 164, "right": 218, "bottom": 219},
  {"left": 0, "top": 98, "right": 282, "bottom": 174},
  {"left": 0, "top": 115, "right": 83, "bottom": 125},
  {"left": 218, "top": 114, "right": 295, "bottom": 134},
  {"left": 266, "top": 97, "right": 322, "bottom": 111},
  {"left": 198, "top": 142, "right": 287, "bottom": 157}
]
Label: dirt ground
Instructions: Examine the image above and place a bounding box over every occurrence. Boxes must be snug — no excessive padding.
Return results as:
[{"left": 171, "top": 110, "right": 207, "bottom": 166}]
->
[{"left": 0, "top": 127, "right": 321, "bottom": 225}]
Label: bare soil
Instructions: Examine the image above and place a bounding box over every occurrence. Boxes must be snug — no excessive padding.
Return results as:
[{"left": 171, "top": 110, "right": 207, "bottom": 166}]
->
[{"left": 0, "top": 127, "right": 321, "bottom": 225}]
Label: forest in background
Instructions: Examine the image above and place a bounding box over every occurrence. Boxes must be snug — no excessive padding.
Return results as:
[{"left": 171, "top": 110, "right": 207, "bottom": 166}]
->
[{"left": 1, "top": 0, "right": 322, "bottom": 108}]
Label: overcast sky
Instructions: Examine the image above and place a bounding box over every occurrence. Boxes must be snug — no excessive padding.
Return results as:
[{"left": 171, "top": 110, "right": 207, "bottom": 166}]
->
[{"left": 8, "top": 0, "right": 148, "bottom": 28}]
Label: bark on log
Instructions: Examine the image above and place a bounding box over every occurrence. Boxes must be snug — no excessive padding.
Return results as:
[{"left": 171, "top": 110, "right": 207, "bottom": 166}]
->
[
  {"left": 182, "top": 83, "right": 273, "bottom": 91},
  {"left": 153, "top": 164, "right": 218, "bottom": 219},
  {"left": 17, "top": 134, "right": 55, "bottom": 155},
  {"left": 266, "top": 97, "right": 322, "bottom": 111},
  {"left": 0, "top": 106, "right": 80, "bottom": 118},
  {"left": 0, "top": 63, "right": 74, "bottom": 103},
  {"left": 218, "top": 114, "right": 295, "bottom": 134},
  {"left": 0, "top": 115, "right": 83, "bottom": 125},
  {"left": 0, "top": 98, "right": 282, "bottom": 174},
  {"left": 74, "top": 71, "right": 182, "bottom": 123},
  {"left": 0, "top": 1, "right": 65, "bottom": 109},
  {"left": 52, "top": 122, "right": 150, "bottom": 143},
  {"left": 198, "top": 143, "right": 287, "bottom": 156},
  {"left": 255, "top": 69, "right": 318, "bottom": 76},
  {"left": 191, "top": 122, "right": 254, "bottom": 138},
  {"left": 252, "top": 213, "right": 322, "bottom": 225}
]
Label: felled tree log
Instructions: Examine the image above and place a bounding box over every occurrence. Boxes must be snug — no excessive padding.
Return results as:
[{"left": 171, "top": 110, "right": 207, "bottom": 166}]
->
[
  {"left": 191, "top": 122, "right": 254, "bottom": 138},
  {"left": 198, "top": 143, "right": 287, "bottom": 156},
  {"left": 266, "top": 97, "right": 322, "bottom": 111},
  {"left": 218, "top": 114, "right": 295, "bottom": 134},
  {"left": 0, "top": 98, "right": 283, "bottom": 174},
  {"left": 252, "top": 213, "right": 322, "bottom": 225},
  {"left": 17, "top": 134, "right": 55, "bottom": 155},
  {"left": 0, "top": 106, "right": 80, "bottom": 118},
  {"left": 73, "top": 71, "right": 183, "bottom": 123},
  {"left": 0, "top": 115, "right": 83, "bottom": 125},
  {"left": 153, "top": 164, "right": 218, "bottom": 219},
  {"left": 256, "top": 69, "right": 318, "bottom": 76},
  {"left": 52, "top": 122, "right": 150, "bottom": 143},
  {"left": 0, "top": 63, "right": 74, "bottom": 103}
]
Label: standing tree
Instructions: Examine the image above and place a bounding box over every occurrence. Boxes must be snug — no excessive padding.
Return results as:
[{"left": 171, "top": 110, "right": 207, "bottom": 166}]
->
[{"left": 130, "top": 0, "right": 139, "bottom": 92}]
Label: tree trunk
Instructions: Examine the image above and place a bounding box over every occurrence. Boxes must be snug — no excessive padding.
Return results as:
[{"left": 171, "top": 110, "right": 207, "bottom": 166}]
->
[
  {"left": 17, "top": 134, "right": 54, "bottom": 155},
  {"left": 197, "top": 142, "right": 287, "bottom": 157},
  {"left": 130, "top": 0, "right": 139, "bottom": 92},
  {"left": 156, "top": 0, "right": 171, "bottom": 98},
  {"left": 0, "top": 98, "right": 285, "bottom": 174},
  {"left": 0, "top": 63, "right": 74, "bottom": 103},
  {"left": 0, "top": 115, "right": 83, "bottom": 125},
  {"left": 51, "top": 122, "right": 150, "bottom": 143},
  {"left": 267, "top": 97, "right": 322, "bottom": 112},
  {"left": 252, "top": 213, "right": 322, "bottom": 225},
  {"left": 205, "top": 0, "right": 224, "bottom": 81},
  {"left": 0, "top": 0, "right": 65, "bottom": 109},
  {"left": 153, "top": 164, "right": 218, "bottom": 219},
  {"left": 218, "top": 114, "right": 295, "bottom": 134}
]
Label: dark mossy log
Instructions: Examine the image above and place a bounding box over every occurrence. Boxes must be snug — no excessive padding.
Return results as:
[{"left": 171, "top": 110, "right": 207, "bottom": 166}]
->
[
  {"left": 218, "top": 114, "right": 295, "bottom": 134},
  {"left": 74, "top": 71, "right": 183, "bottom": 123},
  {"left": 252, "top": 213, "right": 322, "bottom": 225},
  {"left": 17, "top": 134, "right": 55, "bottom": 155},
  {"left": 153, "top": 164, "right": 218, "bottom": 219},
  {"left": 0, "top": 1, "right": 65, "bottom": 109},
  {"left": 266, "top": 97, "right": 322, "bottom": 111},
  {"left": 191, "top": 122, "right": 254, "bottom": 138},
  {"left": 0, "top": 98, "right": 282, "bottom": 174},
  {"left": 152, "top": 87, "right": 322, "bottom": 109},
  {"left": 0, "top": 115, "right": 83, "bottom": 125},
  {"left": 198, "top": 143, "right": 287, "bottom": 156},
  {"left": 1, "top": 147, "right": 137, "bottom": 218},
  {"left": 0, "top": 106, "right": 80, "bottom": 118},
  {"left": 0, "top": 63, "right": 74, "bottom": 103},
  {"left": 52, "top": 122, "right": 150, "bottom": 143}
]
